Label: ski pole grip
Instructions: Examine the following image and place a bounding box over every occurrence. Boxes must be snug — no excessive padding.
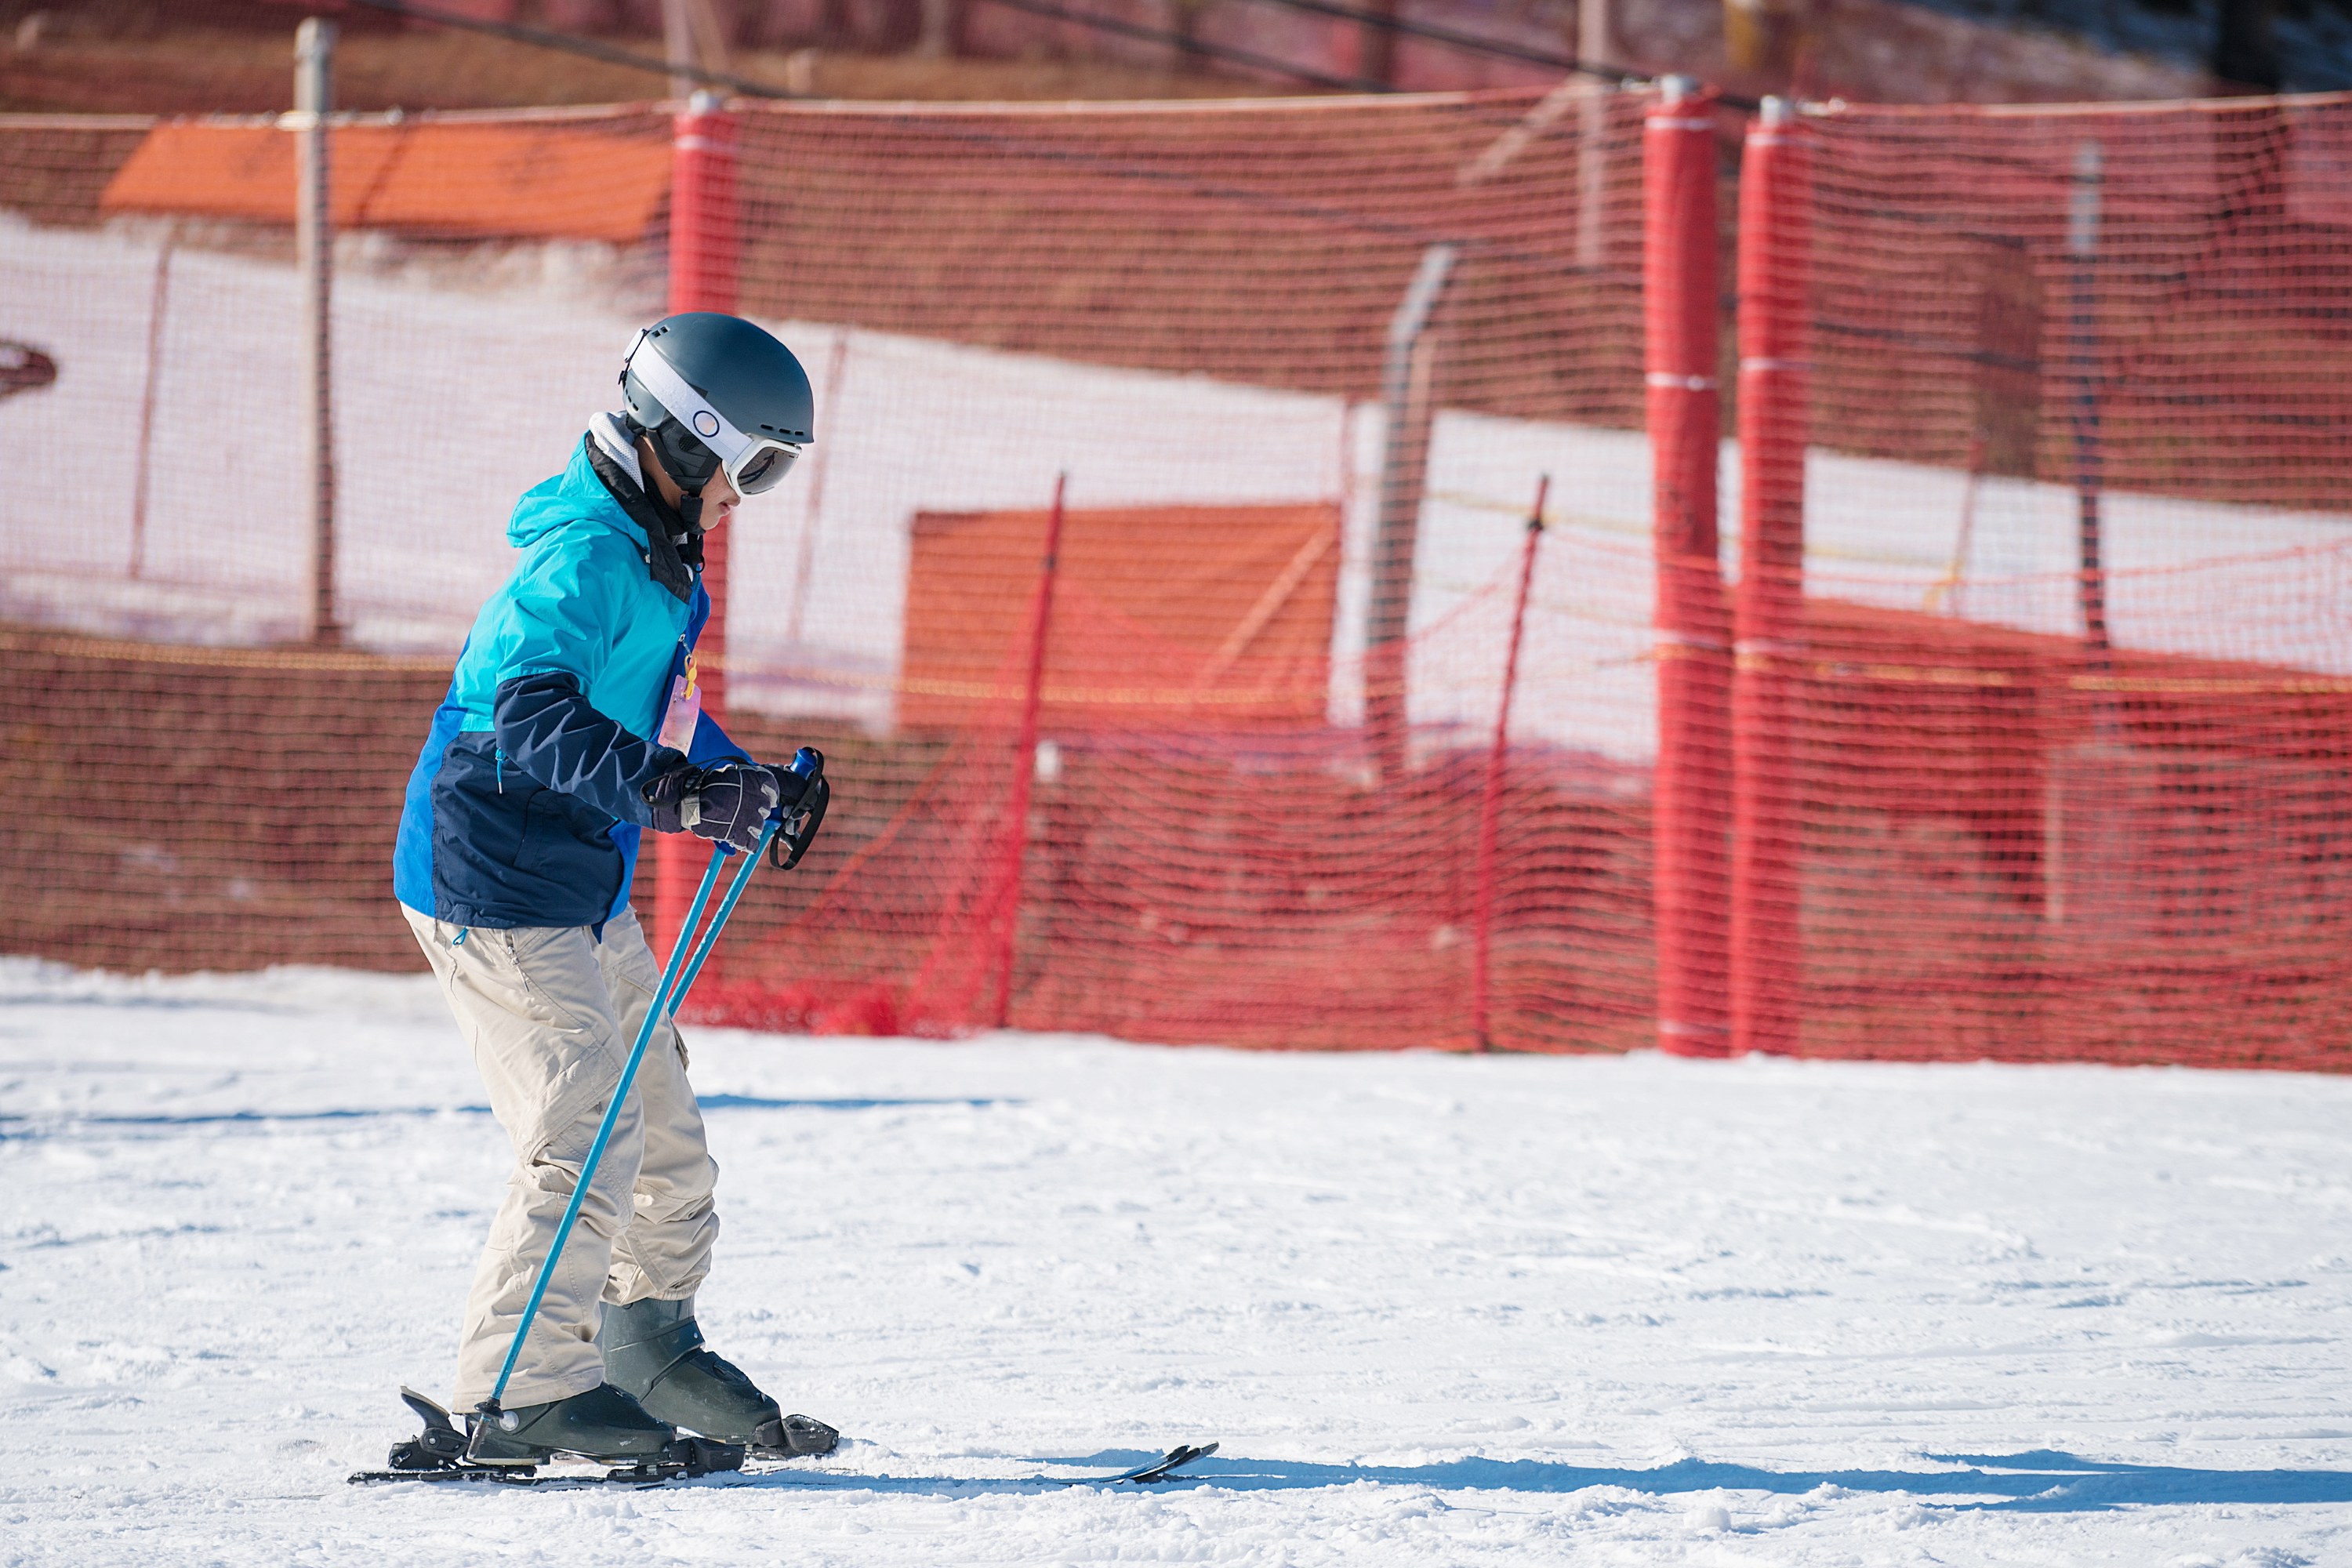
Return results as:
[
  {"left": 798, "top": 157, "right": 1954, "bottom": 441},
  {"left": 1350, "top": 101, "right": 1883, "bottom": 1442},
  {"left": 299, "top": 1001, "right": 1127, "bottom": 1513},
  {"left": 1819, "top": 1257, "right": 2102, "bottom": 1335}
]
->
[{"left": 765, "top": 746, "right": 827, "bottom": 873}]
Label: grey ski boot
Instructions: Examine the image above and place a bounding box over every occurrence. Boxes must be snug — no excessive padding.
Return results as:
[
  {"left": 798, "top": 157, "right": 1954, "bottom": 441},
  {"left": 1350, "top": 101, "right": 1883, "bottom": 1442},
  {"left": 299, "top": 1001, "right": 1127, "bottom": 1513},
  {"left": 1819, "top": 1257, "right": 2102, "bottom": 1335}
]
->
[
  {"left": 601, "top": 1296, "right": 840, "bottom": 1458},
  {"left": 463, "top": 1382, "right": 677, "bottom": 1465}
]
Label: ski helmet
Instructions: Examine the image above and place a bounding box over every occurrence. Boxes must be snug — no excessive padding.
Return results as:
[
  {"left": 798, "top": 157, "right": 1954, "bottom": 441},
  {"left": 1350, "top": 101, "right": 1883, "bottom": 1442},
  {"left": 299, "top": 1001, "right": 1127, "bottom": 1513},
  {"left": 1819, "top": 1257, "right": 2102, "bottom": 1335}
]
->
[{"left": 619, "top": 312, "right": 813, "bottom": 503}]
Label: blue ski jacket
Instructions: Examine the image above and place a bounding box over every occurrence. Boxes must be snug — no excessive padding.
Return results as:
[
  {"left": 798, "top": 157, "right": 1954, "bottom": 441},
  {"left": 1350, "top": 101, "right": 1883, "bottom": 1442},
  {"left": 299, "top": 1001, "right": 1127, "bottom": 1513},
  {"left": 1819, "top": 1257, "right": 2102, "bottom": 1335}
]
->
[{"left": 393, "top": 416, "right": 750, "bottom": 930}]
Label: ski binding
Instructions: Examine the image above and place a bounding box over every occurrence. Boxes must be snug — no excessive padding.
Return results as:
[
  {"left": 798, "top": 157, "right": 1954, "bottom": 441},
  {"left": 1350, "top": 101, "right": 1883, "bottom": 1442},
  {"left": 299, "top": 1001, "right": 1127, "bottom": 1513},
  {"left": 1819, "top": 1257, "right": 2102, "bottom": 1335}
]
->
[{"left": 347, "top": 1388, "right": 746, "bottom": 1488}]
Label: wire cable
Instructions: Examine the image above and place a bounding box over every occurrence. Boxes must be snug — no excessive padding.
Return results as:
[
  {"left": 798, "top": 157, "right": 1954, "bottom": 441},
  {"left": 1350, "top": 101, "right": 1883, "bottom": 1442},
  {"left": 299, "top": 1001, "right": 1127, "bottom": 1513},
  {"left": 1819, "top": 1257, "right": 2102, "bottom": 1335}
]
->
[
  {"left": 1239, "top": 0, "right": 1626, "bottom": 82},
  {"left": 337, "top": 0, "right": 800, "bottom": 97},
  {"left": 971, "top": 0, "right": 1389, "bottom": 89}
]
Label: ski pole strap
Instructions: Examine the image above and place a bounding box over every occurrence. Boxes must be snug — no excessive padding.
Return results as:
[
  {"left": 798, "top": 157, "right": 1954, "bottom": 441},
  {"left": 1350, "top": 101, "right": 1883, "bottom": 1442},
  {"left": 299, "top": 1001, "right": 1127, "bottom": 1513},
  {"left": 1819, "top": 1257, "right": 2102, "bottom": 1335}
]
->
[
  {"left": 769, "top": 746, "right": 826, "bottom": 871},
  {"left": 485, "top": 842, "right": 729, "bottom": 1410}
]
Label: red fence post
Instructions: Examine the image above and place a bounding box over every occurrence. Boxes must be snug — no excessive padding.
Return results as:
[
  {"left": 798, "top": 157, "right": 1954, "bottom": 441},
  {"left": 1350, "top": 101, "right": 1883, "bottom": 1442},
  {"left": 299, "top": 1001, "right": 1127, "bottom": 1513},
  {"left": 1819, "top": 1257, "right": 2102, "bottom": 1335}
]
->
[
  {"left": 990, "top": 474, "right": 1068, "bottom": 1029},
  {"left": 655, "top": 90, "right": 741, "bottom": 963},
  {"left": 1643, "top": 77, "right": 1733, "bottom": 1058},
  {"left": 1730, "top": 96, "right": 1810, "bottom": 1057},
  {"left": 1470, "top": 474, "right": 1548, "bottom": 1053}
]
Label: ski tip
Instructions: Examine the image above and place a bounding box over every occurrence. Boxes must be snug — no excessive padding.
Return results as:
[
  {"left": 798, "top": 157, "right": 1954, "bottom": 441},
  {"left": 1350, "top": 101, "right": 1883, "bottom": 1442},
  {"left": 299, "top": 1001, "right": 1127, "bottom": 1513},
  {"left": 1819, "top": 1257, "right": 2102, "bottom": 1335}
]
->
[{"left": 1112, "top": 1440, "right": 1220, "bottom": 1484}]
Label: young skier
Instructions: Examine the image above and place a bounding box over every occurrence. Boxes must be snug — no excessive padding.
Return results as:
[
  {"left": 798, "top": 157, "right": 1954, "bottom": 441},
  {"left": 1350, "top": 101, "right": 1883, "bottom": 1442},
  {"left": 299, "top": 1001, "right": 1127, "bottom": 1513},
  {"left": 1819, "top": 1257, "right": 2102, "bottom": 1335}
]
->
[{"left": 392, "top": 312, "right": 837, "bottom": 1467}]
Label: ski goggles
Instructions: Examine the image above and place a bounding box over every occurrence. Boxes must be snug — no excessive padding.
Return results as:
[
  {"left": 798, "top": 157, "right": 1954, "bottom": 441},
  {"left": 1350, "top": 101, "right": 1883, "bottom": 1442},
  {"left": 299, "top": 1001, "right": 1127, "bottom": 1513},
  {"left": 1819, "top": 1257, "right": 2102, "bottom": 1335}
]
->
[{"left": 623, "top": 331, "right": 804, "bottom": 496}]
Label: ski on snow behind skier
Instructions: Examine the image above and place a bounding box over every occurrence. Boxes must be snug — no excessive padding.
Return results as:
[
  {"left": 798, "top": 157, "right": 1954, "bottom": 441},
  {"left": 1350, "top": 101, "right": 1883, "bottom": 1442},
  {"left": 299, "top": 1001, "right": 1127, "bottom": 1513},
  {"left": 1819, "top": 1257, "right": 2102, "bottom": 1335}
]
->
[
  {"left": 348, "top": 1388, "right": 1218, "bottom": 1489},
  {"left": 733, "top": 1441, "right": 1221, "bottom": 1488},
  {"left": 1099, "top": 1443, "right": 1219, "bottom": 1485}
]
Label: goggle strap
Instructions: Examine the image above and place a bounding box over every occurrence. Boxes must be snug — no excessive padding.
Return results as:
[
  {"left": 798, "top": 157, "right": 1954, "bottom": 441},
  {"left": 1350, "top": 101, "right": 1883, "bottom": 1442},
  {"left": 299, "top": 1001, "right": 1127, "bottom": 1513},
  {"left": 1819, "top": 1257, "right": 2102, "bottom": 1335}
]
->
[{"left": 626, "top": 332, "right": 803, "bottom": 495}]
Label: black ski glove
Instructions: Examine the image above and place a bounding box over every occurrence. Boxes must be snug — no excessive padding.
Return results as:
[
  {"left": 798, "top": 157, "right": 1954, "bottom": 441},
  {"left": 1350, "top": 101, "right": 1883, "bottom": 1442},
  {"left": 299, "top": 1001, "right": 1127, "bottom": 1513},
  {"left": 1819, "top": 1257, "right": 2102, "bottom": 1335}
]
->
[
  {"left": 641, "top": 761, "right": 780, "bottom": 854},
  {"left": 764, "top": 748, "right": 829, "bottom": 870}
]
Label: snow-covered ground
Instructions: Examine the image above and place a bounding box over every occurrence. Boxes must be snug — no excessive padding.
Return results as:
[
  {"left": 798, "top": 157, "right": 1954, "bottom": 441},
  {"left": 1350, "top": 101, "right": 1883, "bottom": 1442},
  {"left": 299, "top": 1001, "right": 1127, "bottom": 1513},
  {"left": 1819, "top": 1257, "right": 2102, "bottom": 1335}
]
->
[{"left": 4, "top": 957, "right": 2350, "bottom": 1564}]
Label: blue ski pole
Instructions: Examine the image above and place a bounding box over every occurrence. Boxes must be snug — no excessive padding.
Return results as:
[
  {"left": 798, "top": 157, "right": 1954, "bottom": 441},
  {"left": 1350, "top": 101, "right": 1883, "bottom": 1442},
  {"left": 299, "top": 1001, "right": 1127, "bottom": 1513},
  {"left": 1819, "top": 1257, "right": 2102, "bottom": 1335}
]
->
[
  {"left": 483, "top": 838, "right": 750, "bottom": 1412},
  {"left": 669, "top": 748, "right": 819, "bottom": 1013},
  {"left": 481, "top": 747, "right": 818, "bottom": 1414},
  {"left": 670, "top": 837, "right": 764, "bottom": 1015}
]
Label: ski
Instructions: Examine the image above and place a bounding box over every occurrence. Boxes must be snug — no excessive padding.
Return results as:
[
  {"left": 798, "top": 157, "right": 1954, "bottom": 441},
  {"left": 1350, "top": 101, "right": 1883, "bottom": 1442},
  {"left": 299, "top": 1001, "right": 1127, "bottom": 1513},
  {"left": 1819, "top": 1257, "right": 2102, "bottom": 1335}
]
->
[
  {"left": 349, "top": 1459, "right": 712, "bottom": 1488},
  {"left": 353, "top": 1387, "right": 1217, "bottom": 1490},
  {"left": 731, "top": 1441, "right": 1221, "bottom": 1488}
]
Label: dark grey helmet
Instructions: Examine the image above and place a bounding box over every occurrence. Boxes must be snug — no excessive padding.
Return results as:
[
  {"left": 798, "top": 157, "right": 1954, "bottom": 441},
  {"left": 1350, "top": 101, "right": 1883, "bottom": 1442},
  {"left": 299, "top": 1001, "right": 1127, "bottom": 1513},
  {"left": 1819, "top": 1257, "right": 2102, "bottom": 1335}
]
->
[{"left": 620, "top": 312, "right": 814, "bottom": 501}]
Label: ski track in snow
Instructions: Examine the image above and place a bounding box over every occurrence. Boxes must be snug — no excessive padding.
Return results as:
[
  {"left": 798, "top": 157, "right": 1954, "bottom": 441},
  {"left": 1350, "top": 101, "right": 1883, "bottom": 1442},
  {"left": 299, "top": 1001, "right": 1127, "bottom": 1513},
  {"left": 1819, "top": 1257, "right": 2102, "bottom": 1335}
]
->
[{"left": 2, "top": 957, "right": 2350, "bottom": 1565}]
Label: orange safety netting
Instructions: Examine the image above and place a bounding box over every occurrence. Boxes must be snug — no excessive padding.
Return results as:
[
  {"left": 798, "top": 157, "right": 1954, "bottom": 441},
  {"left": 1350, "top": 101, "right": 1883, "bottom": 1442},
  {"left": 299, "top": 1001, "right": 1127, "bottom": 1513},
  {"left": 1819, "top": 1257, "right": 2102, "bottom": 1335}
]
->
[
  {"left": 101, "top": 118, "right": 672, "bottom": 244},
  {"left": 3, "top": 87, "right": 2350, "bottom": 1069},
  {"left": 898, "top": 503, "right": 1341, "bottom": 731},
  {"left": 1759, "top": 96, "right": 2352, "bottom": 1068}
]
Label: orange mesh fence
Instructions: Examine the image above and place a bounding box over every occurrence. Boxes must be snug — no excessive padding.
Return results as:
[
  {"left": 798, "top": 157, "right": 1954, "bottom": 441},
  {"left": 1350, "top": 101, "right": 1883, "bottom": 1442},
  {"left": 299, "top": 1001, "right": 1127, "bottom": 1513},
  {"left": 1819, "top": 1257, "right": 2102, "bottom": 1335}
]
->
[
  {"left": 4, "top": 87, "right": 2351, "bottom": 1068},
  {"left": 0, "top": 88, "right": 1663, "bottom": 1056},
  {"left": 720, "top": 95, "right": 1647, "bottom": 423},
  {"left": 101, "top": 118, "right": 673, "bottom": 244},
  {"left": 687, "top": 90, "right": 1663, "bottom": 1050},
  {"left": 1743, "top": 94, "right": 2352, "bottom": 1068},
  {"left": 898, "top": 503, "right": 1341, "bottom": 731}
]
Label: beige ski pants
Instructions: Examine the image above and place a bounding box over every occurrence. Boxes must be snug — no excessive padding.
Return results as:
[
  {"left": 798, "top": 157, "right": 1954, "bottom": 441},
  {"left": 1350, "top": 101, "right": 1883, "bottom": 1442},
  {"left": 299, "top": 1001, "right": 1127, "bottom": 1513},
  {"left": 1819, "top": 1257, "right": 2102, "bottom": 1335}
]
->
[{"left": 404, "top": 906, "right": 719, "bottom": 1408}]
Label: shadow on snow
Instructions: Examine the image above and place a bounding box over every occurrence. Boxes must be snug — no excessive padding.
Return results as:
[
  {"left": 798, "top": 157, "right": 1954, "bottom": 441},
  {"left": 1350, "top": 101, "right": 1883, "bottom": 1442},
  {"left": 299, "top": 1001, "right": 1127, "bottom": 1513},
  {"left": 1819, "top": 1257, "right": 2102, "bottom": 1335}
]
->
[
  {"left": 717, "top": 1449, "right": 2352, "bottom": 1512},
  {"left": 0, "top": 1097, "right": 1017, "bottom": 1138}
]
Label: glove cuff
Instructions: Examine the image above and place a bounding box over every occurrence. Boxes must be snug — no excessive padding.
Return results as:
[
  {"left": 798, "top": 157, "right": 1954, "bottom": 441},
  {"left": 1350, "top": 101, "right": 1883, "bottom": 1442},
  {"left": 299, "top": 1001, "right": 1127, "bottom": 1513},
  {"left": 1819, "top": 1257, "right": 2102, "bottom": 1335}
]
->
[{"left": 641, "top": 764, "right": 702, "bottom": 835}]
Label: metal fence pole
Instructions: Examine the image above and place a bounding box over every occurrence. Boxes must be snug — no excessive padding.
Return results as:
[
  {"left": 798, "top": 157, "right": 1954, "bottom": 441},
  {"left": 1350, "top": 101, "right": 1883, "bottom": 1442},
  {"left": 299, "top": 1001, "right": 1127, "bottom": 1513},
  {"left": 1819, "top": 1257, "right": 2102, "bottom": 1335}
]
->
[
  {"left": 294, "top": 17, "right": 340, "bottom": 645},
  {"left": 1577, "top": 0, "right": 1615, "bottom": 271},
  {"left": 1366, "top": 241, "right": 1455, "bottom": 784},
  {"left": 2069, "top": 138, "right": 2107, "bottom": 657},
  {"left": 129, "top": 223, "right": 176, "bottom": 580}
]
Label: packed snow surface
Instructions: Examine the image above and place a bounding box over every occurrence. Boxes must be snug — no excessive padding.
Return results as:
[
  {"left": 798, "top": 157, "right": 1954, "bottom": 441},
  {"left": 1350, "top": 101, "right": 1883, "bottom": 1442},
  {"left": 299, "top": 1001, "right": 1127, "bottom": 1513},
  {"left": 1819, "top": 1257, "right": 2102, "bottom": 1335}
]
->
[{"left": 4, "top": 958, "right": 2350, "bottom": 1565}]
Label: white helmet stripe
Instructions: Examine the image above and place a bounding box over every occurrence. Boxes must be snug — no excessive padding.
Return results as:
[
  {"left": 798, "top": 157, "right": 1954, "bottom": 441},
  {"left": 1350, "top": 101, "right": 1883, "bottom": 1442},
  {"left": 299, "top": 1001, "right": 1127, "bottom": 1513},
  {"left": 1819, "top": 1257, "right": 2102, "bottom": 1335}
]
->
[{"left": 626, "top": 333, "right": 754, "bottom": 470}]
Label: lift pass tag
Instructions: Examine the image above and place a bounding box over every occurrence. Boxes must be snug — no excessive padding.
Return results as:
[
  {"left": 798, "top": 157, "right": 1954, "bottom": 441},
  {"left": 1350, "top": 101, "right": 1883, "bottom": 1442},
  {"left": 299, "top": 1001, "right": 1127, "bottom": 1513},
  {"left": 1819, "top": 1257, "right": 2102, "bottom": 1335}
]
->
[{"left": 659, "top": 641, "right": 702, "bottom": 753}]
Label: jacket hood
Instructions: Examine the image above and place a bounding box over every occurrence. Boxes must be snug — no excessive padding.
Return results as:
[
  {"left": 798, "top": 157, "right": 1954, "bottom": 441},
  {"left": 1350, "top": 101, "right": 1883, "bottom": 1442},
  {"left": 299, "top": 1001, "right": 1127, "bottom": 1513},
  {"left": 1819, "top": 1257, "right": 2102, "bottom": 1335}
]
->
[{"left": 506, "top": 423, "right": 649, "bottom": 552}]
